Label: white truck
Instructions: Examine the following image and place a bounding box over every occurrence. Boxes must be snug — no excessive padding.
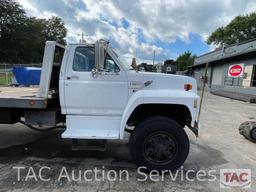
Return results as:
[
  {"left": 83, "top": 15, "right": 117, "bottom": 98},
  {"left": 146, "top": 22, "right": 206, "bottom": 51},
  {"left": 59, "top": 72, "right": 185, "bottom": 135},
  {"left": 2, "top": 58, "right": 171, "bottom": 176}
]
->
[{"left": 0, "top": 40, "right": 200, "bottom": 171}]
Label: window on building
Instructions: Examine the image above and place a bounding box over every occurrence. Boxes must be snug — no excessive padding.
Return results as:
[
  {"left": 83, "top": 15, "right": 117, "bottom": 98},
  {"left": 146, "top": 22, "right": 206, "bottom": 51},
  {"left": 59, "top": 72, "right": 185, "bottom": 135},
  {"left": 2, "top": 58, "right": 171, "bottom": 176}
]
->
[
  {"left": 252, "top": 65, "right": 256, "bottom": 87},
  {"left": 73, "top": 47, "right": 95, "bottom": 72}
]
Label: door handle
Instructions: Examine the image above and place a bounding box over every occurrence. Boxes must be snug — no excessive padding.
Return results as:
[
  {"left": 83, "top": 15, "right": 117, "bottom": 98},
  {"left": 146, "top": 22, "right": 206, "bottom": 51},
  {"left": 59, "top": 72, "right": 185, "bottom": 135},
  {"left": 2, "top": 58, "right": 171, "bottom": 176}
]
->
[{"left": 66, "top": 76, "right": 79, "bottom": 80}]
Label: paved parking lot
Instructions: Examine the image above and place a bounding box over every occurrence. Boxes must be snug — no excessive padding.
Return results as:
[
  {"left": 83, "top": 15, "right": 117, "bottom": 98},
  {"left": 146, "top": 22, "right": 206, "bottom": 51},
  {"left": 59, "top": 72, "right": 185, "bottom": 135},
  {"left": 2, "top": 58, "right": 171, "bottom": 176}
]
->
[{"left": 0, "top": 92, "right": 255, "bottom": 192}]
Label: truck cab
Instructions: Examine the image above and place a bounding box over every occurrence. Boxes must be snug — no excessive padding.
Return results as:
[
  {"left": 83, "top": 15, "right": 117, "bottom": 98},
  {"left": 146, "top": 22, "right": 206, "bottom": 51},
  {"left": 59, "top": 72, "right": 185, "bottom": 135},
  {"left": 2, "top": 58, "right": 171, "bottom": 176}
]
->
[
  {"left": 59, "top": 40, "right": 199, "bottom": 171},
  {"left": 0, "top": 40, "right": 200, "bottom": 171}
]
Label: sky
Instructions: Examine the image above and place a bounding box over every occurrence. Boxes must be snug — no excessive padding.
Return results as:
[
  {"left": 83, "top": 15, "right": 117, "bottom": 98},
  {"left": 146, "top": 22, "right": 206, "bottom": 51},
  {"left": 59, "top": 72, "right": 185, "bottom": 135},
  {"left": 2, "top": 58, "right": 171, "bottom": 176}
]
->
[{"left": 17, "top": 0, "right": 256, "bottom": 63}]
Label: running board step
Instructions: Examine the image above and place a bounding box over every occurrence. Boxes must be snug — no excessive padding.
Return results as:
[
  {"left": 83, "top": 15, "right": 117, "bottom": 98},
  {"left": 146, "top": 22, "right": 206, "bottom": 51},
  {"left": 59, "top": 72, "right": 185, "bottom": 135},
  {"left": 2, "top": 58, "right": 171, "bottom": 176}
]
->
[
  {"left": 71, "top": 139, "right": 107, "bottom": 151},
  {"left": 62, "top": 115, "right": 121, "bottom": 139}
]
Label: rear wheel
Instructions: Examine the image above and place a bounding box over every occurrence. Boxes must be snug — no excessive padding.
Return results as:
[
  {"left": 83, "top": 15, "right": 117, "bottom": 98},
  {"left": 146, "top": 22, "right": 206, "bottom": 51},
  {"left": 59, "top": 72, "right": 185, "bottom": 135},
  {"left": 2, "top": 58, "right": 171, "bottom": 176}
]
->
[{"left": 129, "top": 116, "right": 190, "bottom": 172}]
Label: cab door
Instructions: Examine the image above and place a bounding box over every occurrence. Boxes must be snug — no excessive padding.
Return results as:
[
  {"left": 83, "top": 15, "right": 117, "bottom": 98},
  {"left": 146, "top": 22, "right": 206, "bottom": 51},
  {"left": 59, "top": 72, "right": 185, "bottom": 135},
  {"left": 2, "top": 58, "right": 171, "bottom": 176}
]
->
[{"left": 63, "top": 45, "right": 128, "bottom": 116}]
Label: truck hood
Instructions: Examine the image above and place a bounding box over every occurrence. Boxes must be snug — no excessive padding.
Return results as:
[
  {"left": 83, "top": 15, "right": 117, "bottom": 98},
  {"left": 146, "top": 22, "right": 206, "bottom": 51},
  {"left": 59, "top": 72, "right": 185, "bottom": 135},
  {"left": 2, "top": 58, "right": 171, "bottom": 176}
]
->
[{"left": 127, "top": 71, "right": 197, "bottom": 93}]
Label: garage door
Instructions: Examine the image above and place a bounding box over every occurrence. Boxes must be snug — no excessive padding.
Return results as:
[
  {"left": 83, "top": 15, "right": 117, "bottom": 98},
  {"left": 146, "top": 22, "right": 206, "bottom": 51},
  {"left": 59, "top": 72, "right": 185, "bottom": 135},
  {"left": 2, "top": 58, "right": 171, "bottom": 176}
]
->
[{"left": 211, "top": 65, "right": 223, "bottom": 85}]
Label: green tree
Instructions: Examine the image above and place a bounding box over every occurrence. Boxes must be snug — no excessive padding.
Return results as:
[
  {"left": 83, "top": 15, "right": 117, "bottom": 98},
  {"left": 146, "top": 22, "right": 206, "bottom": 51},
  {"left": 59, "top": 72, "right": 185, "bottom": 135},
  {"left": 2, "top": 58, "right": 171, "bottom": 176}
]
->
[
  {"left": 17, "top": 17, "right": 67, "bottom": 63},
  {"left": 176, "top": 51, "right": 196, "bottom": 71},
  {"left": 207, "top": 13, "right": 256, "bottom": 45},
  {"left": 0, "top": 0, "right": 67, "bottom": 63},
  {"left": 0, "top": 0, "right": 26, "bottom": 37},
  {"left": 43, "top": 16, "right": 67, "bottom": 45},
  {"left": 0, "top": 0, "right": 26, "bottom": 62},
  {"left": 17, "top": 18, "right": 46, "bottom": 63}
]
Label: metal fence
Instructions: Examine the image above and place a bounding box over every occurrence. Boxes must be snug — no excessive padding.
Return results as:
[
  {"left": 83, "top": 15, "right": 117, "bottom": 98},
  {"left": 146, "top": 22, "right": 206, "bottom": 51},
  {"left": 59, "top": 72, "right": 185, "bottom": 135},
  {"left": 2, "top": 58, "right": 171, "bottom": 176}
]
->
[{"left": 0, "top": 63, "right": 41, "bottom": 85}]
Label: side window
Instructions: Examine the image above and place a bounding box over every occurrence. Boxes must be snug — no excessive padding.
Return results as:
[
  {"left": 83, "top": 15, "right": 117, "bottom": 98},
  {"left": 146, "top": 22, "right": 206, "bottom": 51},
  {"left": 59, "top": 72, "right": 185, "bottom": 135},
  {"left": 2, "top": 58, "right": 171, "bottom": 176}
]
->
[
  {"left": 73, "top": 47, "right": 95, "bottom": 72},
  {"left": 104, "top": 54, "right": 120, "bottom": 72}
]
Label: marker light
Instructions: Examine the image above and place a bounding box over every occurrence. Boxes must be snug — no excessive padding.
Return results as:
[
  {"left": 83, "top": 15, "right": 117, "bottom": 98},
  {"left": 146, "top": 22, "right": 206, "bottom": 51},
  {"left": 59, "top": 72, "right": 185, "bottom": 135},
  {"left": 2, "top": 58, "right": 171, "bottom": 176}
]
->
[
  {"left": 29, "top": 100, "right": 36, "bottom": 106},
  {"left": 184, "top": 84, "right": 192, "bottom": 91}
]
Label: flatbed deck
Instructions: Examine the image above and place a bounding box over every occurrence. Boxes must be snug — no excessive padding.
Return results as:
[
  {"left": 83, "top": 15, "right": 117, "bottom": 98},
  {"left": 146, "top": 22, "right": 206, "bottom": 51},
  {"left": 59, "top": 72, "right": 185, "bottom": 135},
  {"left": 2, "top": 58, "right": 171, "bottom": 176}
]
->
[
  {"left": 0, "top": 87, "right": 39, "bottom": 98},
  {"left": 0, "top": 86, "right": 56, "bottom": 108}
]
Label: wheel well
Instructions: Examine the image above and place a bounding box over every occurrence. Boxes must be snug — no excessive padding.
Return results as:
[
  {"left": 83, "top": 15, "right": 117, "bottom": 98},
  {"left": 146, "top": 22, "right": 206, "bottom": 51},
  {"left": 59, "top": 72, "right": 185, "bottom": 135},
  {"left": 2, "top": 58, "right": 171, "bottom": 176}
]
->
[{"left": 127, "top": 104, "right": 191, "bottom": 127}]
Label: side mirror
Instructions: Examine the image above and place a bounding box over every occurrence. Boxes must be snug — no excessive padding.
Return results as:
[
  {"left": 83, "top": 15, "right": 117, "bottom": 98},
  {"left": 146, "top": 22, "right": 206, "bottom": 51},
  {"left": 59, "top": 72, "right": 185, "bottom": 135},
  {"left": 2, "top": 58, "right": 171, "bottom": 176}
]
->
[{"left": 95, "top": 40, "right": 108, "bottom": 71}]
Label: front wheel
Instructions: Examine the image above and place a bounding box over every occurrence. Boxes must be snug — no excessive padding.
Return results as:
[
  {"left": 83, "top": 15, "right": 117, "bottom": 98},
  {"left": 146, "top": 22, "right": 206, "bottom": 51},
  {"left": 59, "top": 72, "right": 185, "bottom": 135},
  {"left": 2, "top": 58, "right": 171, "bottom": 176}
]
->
[{"left": 129, "top": 116, "right": 190, "bottom": 172}]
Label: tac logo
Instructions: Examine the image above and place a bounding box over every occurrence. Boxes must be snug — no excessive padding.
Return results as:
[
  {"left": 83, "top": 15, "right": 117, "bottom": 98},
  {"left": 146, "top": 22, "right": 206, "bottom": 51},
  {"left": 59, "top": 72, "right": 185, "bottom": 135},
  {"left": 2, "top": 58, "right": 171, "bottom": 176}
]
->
[{"left": 220, "top": 169, "right": 251, "bottom": 189}]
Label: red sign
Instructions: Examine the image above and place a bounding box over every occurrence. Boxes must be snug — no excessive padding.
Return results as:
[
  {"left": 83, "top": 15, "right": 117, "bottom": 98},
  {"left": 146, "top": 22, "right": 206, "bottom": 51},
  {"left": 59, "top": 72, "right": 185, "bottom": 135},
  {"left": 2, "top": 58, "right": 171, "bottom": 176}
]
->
[{"left": 228, "top": 64, "right": 244, "bottom": 77}]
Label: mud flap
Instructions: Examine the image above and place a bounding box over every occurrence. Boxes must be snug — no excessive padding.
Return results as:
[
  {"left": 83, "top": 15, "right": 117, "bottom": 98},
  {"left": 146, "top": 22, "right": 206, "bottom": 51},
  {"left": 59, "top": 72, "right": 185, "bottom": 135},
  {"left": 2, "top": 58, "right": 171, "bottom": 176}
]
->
[{"left": 188, "top": 121, "right": 199, "bottom": 137}]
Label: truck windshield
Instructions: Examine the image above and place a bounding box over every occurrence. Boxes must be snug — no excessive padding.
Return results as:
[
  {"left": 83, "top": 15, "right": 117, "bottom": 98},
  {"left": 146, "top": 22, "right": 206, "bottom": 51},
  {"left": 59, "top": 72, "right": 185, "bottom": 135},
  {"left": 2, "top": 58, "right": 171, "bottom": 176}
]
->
[{"left": 111, "top": 48, "right": 134, "bottom": 70}]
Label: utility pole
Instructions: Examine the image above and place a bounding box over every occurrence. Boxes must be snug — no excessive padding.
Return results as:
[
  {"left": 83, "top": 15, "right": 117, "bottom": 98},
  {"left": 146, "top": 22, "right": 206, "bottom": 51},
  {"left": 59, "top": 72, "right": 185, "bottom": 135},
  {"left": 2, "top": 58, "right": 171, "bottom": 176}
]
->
[
  {"left": 197, "top": 62, "right": 209, "bottom": 127},
  {"left": 152, "top": 50, "right": 155, "bottom": 65},
  {"left": 78, "top": 32, "right": 87, "bottom": 44},
  {"left": 134, "top": 21, "right": 138, "bottom": 60}
]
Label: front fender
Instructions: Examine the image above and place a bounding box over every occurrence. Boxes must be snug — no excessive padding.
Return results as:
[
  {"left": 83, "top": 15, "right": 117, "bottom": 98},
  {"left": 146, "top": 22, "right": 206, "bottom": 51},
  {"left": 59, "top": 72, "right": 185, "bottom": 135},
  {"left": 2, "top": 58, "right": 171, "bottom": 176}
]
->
[
  {"left": 120, "top": 91, "right": 144, "bottom": 139},
  {"left": 119, "top": 89, "right": 199, "bottom": 139}
]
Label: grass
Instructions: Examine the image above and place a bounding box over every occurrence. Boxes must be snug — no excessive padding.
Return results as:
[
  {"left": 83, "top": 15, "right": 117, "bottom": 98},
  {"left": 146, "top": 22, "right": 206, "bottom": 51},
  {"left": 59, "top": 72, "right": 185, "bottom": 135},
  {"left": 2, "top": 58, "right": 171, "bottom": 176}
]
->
[{"left": 0, "top": 73, "right": 12, "bottom": 85}]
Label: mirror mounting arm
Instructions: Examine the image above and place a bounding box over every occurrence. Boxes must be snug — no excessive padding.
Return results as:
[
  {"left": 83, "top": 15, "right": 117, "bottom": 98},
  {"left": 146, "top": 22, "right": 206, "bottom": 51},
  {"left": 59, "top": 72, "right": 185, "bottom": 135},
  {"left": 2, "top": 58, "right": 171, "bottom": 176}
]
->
[{"left": 91, "top": 68, "right": 101, "bottom": 78}]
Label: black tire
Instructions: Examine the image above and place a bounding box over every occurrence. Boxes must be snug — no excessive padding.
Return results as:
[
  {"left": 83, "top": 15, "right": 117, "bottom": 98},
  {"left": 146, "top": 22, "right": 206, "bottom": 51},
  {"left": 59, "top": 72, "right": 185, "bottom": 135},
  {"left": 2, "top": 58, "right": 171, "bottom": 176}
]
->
[
  {"left": 129, "top": 116, "right": 190, "bottom": 172},
  {"left": 239, "top": 121, "right": 256, "bottom": 142}
]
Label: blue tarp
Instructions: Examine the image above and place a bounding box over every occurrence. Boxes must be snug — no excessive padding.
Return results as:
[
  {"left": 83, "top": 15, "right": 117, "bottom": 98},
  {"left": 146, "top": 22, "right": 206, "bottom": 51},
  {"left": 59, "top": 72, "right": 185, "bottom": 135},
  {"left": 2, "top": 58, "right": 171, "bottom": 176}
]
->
[{"left": 12, "top": 67, "right": 41, "bottom": 86}]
